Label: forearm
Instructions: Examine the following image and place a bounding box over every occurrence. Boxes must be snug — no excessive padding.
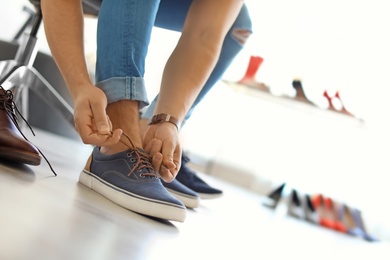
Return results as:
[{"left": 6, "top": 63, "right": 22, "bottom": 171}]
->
[
  {"left": 156, "top": 35, "right": 218, "bottom": 123},
  {"left": 41, "top": 0, "right": 92, "bottom": 98},
  {"left": 155, "top": 0, "right": 243, "bottom": 124}
]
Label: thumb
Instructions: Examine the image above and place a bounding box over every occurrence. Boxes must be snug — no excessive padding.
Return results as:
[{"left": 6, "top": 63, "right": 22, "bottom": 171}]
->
[
  {"left": 161, "top": 140, "right": 177, "bottom": 171},
  {"left": 91, "top": 102, "right": 110, "bottom": 134}
]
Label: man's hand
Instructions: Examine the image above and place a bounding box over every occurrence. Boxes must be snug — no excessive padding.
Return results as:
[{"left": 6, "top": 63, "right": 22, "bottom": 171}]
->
[
  {"left": 73, "top": 85, "right": 122, "bottom": 146},
  {"left": 143, "top": 123, "right": 181, "bottom": 182}
]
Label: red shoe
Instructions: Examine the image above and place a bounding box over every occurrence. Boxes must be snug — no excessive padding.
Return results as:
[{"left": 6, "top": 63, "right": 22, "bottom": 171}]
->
[
  {"left": 323, "top": 90, "right": 338, "bottom": 112},
  {"left": 319, "top": 196, "right": 337, "bottom": 229},
  {"left": 334, "top": 91, "right": 354, "bottom": 117},
  {"left": 320, "top": 196, "right": 348, "bottom": 232},
  {"left": 238, "top": 55, "right": 263, "bottom": 83},
  {"left": 312, "top": 194, "right": 342, "bottom": 230},
  {"left": 323, "top": 90, "right": 355, "bottom": 117},
  {"left": 238, "top": 55, "right": 269, "bottom": 92}
]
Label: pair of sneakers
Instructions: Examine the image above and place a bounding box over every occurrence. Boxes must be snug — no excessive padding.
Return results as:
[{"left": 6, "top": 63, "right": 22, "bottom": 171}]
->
[
  {"left": 161, "top": 152, "right": 223, "bottom": 207},
  {"left": 80, "top": 146, "right": 222, "bottom": 222}
]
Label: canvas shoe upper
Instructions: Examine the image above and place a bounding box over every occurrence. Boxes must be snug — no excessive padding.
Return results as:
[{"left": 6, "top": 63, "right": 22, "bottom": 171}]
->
[
  {"left": 162, "top": 178, "right": 200, "bottom": 209},
  {"left": 80, "top": 146, "right": 186, "bottom": 222},
  {"left": 176, "top": 152, "right": 223, "bottom": 199}
]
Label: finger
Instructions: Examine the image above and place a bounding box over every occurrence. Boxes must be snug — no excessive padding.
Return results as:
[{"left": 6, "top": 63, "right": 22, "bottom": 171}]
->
[
  {"left": 144, "top": 138, "right": 162, "bottom": 156},
  {"left": 159, "top": 162, "right": 175, "bottom": 182},
  {"left": 80, "top": 132, "right": 109, "bottom": 145},
  {"left": 107, "top": 115, "right": 113, "bottom": 132},
  {"left": 75, "top": 115, "right": 97, "bottom": 144},
  {"left": 151, "top": 152, "right": 163, "bottom": 175},
  {"left": 161, "top": 140, "right": 178, "bottom": 175},
  {"left": 173, "top": 147, "right": 182, "bottom": 173},
  {"left": 100, "top": 128, "right": 122, "bottom": 146},
  {"left": 90, "top": 100, "right": 110, "bottom": 134},
  {"left": 79, "top": 126, "right": 122, "bottom": 146}
]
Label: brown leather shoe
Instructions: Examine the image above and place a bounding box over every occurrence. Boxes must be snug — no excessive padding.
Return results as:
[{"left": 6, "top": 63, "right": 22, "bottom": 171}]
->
[{"left": 0, "top": 86, "right": 41, "bottom": 165}]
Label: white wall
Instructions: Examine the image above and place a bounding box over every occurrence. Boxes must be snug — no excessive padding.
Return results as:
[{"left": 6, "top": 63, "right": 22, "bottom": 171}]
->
[
  {"left": 2, "top": 0, "right": 389, "bottom": 127},
  {"left": 227, "top": 0, "right": 390, "bottom": 128}
]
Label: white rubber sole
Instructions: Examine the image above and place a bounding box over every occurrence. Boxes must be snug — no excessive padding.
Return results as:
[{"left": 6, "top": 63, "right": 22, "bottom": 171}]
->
[
  {"left": 79, "top": 170, "right": 186, "bottom": 222},
  {"left": 198, "top": 192, "right": 223, "bottom": 200}
]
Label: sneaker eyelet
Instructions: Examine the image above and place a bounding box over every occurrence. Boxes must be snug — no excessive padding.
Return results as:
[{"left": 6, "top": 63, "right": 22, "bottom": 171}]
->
[
  {"left": 130, "top": 159, "right": 136, "bottom": 162},
  {"left": 127, "top": 153, "right": 131, "bottom": 157}
]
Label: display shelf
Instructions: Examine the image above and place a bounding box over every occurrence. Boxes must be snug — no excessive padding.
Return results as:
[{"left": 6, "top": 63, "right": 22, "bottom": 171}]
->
[{"left": 224, "top": 80, "right": 365, "bottom": 126}]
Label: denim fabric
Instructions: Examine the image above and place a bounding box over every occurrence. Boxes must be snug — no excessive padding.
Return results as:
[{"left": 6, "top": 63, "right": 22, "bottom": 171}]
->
[
  {"left": 96, "top": 0, "right": 160, "bottom": 107},
  {"left": 96, "top": 0, "right": 252, "bottom": 114}
]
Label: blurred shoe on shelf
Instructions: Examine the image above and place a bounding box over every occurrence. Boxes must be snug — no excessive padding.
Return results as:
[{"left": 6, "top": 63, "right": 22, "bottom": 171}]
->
[
  {"left": 237, "top": 55, "right": 270, "bottom": 92},
  {"left": 262, "top": 182, "right": 286, "bottom": 209},
  {"left": 323, "top": 90, "right": 357, "bottom": 119},
  {"left": 331, "top": 199, "right": 348, "bottom": 233},
  {"left": 287, "top": 189, "right": 305, "bottom": 219},
  {"left": 303, "top": 193, "right": 319, "bottom": 224},
  {"left": 338, "top": 204, "right": 378, "bottom": 242},
  {"left": 312, "top": 194, "right": 344, "bottom": 230},
  {"left": 291, "top": 79, "right": 315, "bottom": 105},
  {"left": 334, "top": 91, "right": 355, "bottom": 117},
  {"left": 323, "top": 90, "right": 337, "bottom": 112}
]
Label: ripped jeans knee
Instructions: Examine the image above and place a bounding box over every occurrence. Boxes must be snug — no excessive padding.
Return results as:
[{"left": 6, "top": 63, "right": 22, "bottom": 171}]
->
[{"left": 232, "top": 28, "right": 252, "bottom": 45}]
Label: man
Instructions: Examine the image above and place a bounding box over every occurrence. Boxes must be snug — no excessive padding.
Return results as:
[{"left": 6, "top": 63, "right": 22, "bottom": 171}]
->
[{"left": 41, "top": 0, "right": 251, "bottom": 222}]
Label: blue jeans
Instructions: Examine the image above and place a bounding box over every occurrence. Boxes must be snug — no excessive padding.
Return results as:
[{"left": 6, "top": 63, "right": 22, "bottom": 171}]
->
[{"left": 96, "top": 0, "right": 252, "bottom": 124}]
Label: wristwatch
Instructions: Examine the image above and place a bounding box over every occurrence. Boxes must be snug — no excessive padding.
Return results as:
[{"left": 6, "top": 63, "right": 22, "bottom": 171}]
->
[{"left": 148, "top": 113, "right": 180, "bottom": 130}]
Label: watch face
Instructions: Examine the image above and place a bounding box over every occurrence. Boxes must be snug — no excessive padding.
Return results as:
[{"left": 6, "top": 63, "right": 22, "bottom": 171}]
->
[{"left": 151, "top": 114, "right": 180, "bottom": 130}]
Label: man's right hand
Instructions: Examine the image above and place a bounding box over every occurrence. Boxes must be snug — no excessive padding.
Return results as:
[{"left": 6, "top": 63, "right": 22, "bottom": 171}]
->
[{"left": 73, "top": 85, "right": 122, "bottom": 146}]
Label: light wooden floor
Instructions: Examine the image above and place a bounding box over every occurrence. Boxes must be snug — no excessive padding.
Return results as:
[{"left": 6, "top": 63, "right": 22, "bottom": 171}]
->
[{"left": 0, "top": 129, "right": 388, "bottom": 260}]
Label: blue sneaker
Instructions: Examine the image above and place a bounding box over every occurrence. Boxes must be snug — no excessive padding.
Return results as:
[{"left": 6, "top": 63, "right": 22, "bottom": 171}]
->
[
  {"left": 162, "top": 179, "right": 200, "bottom": 209},
  {"left": 176, "top": 153, "right": 223, "bottom": 199},
  {"left": 79, "top": 147, "right": 186, "bottom": 222}
]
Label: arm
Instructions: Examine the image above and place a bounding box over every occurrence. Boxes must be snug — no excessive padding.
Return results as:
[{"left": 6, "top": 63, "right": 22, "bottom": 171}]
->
[
  {"left": 144, "top": 0, "right": 243, "bottom": 181},
  {"left": 40, "top": 0, "right": 121, "bottom": 145},
  {"left": 156, "top": 0, "right": 244, "bottom": 121}
]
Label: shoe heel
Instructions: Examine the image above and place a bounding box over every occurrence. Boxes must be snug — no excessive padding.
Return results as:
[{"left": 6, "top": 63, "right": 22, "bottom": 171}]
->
[
  {"left": 262, "top": 182, "right": 286, "bottom": 209},
  {"left": 238, "top": 55, "right": 264, "bottom": 84},
  {"left": 79, "top": 170, "right": 92, "bottom": 188}
]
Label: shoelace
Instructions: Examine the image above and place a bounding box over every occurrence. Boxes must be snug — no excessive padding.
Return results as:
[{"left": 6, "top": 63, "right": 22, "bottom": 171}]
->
[
  {"left": 112, "top": 131, "right": 157, "bottom": 178},
  {"left": 0, "top": 86, "right": 57, "bottom": 176}
]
